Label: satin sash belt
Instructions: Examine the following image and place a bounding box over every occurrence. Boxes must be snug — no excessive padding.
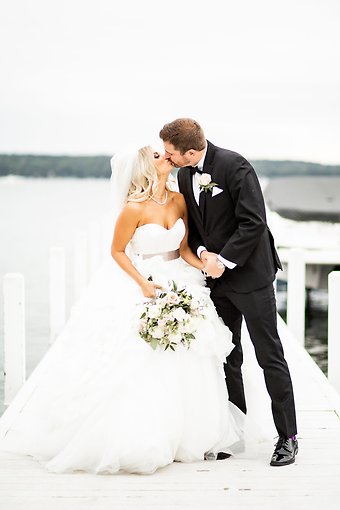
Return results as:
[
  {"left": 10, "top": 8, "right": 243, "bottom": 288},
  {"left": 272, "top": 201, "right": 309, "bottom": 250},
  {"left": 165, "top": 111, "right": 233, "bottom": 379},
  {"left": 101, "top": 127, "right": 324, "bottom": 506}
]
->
[{"left": 141, "top": 249, "right": 180, "bottom": 261}]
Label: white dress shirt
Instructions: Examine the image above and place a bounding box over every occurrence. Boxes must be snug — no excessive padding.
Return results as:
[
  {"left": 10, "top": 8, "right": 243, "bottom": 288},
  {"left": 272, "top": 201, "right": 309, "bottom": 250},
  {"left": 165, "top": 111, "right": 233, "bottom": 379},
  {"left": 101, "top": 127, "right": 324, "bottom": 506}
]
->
[{"left": 191, "top": 144, "right": 237, "bottom": 270}]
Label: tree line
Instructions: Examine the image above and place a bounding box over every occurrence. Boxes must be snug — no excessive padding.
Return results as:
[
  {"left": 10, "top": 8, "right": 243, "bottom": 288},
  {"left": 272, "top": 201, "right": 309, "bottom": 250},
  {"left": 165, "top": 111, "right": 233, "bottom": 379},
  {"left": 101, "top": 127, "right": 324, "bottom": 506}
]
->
[
  {"left": 0, "top": 154, "right": 339, "bottom": 178},
  {"left": 0, "top": 155, "right": 111, "bottom": 178}
]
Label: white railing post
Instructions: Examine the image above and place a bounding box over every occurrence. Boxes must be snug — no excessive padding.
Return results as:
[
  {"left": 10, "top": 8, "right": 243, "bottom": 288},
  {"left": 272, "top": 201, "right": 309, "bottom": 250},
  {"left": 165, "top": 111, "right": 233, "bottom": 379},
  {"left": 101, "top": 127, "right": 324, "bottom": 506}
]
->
[
  {"left": 3, "top": 274, "right": 26, "bottom": 404},
  {"left": 49, "top": 247, "right": 66, "bottom": 344},
  {"left": 328, "top": 271, "right": 340, "bottom": 394},
  {"left": 286, "top": 249, "right": 306, "bottom": 345},
  {"left": 74, "top": 231, "right": 88, "bottom": 302}
]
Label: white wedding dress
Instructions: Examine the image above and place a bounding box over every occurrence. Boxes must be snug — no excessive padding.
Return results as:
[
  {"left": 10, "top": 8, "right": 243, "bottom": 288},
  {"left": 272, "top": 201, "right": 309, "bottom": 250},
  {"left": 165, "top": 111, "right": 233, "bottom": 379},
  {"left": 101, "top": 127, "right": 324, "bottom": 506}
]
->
[{"left": 0, "top": 218, "right": 246, "bottom": 474}]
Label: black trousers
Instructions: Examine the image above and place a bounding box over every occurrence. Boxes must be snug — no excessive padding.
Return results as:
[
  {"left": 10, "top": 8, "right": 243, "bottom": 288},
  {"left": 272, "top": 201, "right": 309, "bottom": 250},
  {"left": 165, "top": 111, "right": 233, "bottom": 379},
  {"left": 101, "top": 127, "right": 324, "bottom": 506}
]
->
[{"left": 210, "top": 281, "right": 297, "bottom": 438}]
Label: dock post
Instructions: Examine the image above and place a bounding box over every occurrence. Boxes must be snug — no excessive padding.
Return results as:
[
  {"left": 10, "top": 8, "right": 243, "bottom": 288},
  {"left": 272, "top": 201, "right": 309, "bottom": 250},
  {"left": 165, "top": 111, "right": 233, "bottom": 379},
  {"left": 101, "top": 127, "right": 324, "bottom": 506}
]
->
[
  {"left": 286, "top": 249, "right": 306, "bottom": 345},
  {"left": 74, "top": 231, "right": 88, "bottom": 302},
  {"left": 49, "top": 247, "right": 66, "bottom": 344},
  {"left": 3, "top": 274, "right": 26, "bottom": 404},
  {"left": 328, "top": 271, "right": 340, "bottom": 394}
]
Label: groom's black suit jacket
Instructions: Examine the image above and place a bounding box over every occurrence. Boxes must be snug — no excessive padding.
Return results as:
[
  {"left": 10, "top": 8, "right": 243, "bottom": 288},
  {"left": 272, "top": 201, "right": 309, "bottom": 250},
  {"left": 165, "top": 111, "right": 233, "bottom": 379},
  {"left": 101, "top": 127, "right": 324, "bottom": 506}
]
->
[{"left": 177, "top": 141, "right": 282, "bottom": 294}]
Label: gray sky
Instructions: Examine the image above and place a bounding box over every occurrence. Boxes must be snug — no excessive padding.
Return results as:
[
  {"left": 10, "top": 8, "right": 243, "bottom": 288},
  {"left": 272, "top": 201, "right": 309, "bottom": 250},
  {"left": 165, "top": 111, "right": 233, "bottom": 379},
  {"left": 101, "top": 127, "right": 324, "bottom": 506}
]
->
[{"left": 0, "top": 0, "right": 339, "bottom": 163}]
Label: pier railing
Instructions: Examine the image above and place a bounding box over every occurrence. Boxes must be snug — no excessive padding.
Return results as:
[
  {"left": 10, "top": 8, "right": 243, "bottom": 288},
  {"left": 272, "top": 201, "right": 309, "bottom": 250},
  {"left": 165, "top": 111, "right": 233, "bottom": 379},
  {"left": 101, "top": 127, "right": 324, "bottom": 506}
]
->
[
  {"left": 277, "top": 247, "right": 340, "bottom": 396},
  {"left": 2, "top": 233, "right": 340, "bottom": 404}
]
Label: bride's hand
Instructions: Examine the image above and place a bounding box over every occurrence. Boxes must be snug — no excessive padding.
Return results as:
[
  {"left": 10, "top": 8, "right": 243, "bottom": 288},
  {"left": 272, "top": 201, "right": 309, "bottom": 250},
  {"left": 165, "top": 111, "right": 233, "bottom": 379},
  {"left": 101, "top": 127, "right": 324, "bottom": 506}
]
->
[{"left": 140, "top": 279, "right": 163, "bottom": 298}]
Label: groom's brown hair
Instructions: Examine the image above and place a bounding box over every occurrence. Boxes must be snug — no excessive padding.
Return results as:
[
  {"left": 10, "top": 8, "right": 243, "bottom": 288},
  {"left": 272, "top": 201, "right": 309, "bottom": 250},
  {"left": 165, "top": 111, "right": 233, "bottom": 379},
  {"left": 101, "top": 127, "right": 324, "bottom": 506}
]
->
[{"left": 159, "top": 118, "right": 205, "bottom": 155}]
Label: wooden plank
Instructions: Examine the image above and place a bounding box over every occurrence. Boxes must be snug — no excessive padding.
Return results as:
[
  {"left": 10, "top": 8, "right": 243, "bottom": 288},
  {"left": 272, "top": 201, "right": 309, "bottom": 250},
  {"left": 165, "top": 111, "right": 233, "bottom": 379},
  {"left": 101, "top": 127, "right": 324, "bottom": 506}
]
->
[{"left": 1, "top": 320, "right": 340, "bottom": 510}]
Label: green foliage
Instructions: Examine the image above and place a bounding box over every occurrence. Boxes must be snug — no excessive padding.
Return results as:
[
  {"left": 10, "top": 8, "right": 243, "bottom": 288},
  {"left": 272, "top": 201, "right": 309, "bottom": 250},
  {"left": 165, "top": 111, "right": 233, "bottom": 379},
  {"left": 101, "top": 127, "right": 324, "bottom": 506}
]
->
[
  {"left": 0, "top": 154, "right": 339, "bottom": 178},
  {"left": 251, "top": 160, "right": 340, "bottom": 178},
  {"left": 0, "top": 154, "right": 111, "bottom": 178}
]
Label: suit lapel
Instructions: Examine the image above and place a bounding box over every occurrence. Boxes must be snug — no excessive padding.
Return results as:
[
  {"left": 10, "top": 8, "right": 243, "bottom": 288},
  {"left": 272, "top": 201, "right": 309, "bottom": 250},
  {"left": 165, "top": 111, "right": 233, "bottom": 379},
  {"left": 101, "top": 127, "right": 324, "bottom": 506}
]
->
[
  {"left": 182, "top": 168, "right": 202, "bottom": 224},
  {"left": 178, "top": 142, "right": 217, "bottom": 235},
  {"left": 179, "top": 168, "right": 206, "bottom": 240}
]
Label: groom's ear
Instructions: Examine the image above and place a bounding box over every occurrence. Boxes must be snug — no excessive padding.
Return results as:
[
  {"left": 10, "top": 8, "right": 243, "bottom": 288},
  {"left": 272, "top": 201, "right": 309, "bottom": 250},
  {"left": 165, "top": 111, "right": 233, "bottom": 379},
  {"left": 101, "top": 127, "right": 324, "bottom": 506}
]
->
[{"left": 187, "top": 149, "right": 196, "bottom": 157}]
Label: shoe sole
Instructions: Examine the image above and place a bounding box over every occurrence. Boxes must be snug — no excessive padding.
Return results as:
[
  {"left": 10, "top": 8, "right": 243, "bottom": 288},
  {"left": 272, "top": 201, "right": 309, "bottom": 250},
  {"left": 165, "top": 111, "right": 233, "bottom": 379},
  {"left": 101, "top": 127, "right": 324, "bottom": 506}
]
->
[
  {"left": 270, "top": 457, "right": 295, "bottom": 466},
  {"left": 270, "top": 447, "right": 298, "bottom": 467}
]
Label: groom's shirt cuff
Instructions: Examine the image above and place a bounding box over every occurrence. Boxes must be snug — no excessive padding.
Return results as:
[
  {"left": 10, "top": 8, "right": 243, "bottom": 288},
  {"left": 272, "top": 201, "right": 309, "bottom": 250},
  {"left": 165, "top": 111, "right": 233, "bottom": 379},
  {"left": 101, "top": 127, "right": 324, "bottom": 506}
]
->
[
  {"left": 197, "top": 246, "right": 207, "bottom": 258},
  {"left": 197, "top": 246, "right": 237, "bottom": 270},
  {"left": 217, "top": 254, "right": 237, "bottom": 270}
]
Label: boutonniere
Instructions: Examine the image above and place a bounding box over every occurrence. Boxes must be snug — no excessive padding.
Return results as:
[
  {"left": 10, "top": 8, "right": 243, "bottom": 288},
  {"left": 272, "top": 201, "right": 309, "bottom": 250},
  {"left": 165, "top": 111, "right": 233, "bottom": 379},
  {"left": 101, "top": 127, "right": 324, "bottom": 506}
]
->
[{"left": 197, "top": 173, "right": 219, "bottom": 193}]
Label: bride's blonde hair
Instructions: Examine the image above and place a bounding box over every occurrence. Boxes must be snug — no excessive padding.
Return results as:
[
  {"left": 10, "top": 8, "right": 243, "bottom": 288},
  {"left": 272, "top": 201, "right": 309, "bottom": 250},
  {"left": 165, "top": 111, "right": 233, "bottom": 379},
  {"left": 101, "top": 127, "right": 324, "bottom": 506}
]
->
[
  {"left": 110, "top": 144, "right": 174, "bottom": 220},
  {"left": 127, "top": 146, "right": 171, "bottom": 203}
]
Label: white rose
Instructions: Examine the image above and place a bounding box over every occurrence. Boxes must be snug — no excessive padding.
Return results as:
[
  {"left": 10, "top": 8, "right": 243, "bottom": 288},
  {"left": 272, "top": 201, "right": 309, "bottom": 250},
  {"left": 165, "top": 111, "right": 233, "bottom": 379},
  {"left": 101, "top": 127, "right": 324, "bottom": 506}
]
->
[
  {"left": 158, "top": 318, "right": 167, "bottom": 328},
  {"left": 198, "top": 173, "right": 211, "bottom": 186},
  {"left": 179, "top": 321, "right": 196, "bottom": 334},
  {"left": 151, "top": 326, "right": 163, "bottom": 339},
  {"left": 147, "top": 304, "right": 161, "bottom": 319},
  {"left": 165, "top": 291, "right": 180, "bottom": 305},
  {"left": 169, "top": 332, "right": 182, "bottom": 344},
  {"left": 173, "top": 308, "right": 187, "bottom": 322}
]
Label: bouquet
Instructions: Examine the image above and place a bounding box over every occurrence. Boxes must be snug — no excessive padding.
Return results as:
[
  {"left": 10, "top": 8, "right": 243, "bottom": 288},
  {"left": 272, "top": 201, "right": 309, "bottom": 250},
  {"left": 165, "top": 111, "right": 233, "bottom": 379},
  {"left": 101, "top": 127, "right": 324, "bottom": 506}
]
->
[{"left": 139, "top": 280, "right": 206, "bottom": 351}]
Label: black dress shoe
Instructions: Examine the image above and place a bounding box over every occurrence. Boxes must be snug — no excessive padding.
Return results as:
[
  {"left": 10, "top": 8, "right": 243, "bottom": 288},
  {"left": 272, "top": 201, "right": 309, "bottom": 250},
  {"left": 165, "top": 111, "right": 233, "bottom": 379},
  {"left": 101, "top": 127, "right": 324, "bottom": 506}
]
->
[
  {"left": 204, "top": 451, "right": 231, "bottom": 460},
  {"left": 216, "top": 452, "right": 231, "bottom": 460},
  {"left": 270, "top": 437, "right": 298, "bottom": 466}
]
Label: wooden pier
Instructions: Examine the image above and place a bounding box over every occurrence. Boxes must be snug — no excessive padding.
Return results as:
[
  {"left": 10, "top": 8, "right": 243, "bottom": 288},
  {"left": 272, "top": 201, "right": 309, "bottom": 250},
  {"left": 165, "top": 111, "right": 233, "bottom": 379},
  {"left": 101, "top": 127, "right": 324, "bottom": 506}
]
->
[
  {"left": 1, "top": 224, "right": 340, "bottom": 509},
  {"left": 1, "top": 315, "right": 340, "bottom": 510}
]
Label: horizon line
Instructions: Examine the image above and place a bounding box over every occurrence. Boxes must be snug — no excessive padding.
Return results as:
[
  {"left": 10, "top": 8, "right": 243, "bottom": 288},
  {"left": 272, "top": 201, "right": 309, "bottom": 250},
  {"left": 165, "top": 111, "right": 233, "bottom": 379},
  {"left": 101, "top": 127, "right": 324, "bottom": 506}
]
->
[{"left": 0, "top": 153, "right": 339, "bottom": 167}]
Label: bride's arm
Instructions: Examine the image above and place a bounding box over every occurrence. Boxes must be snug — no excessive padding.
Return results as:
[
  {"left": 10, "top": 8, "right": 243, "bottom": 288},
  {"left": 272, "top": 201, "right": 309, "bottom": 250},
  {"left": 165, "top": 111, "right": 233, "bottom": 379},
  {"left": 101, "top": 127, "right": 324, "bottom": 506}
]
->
[
  {"left": 177, "top": 195, "right": 205, "bottom": 271},
  {"left": 111, "top": 204, "right": 162, "bottom": 298}
]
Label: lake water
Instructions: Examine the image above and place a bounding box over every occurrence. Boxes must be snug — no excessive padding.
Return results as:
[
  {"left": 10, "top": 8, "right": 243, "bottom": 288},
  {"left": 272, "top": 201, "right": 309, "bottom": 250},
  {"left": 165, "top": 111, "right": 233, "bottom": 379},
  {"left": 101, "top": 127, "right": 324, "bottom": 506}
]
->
[
  {"left": 0, "top": 176, "right": 328, "bottom": 414},
  {"left": 0, "top": 177, "right": 112, "bottom": 413}
]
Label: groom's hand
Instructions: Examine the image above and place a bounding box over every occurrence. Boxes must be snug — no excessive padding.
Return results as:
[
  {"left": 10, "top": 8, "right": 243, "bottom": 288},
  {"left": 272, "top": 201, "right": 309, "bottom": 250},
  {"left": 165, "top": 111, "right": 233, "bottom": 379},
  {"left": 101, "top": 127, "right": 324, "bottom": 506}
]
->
[{"left": 200, "top": 251, "right": 225, "bottom": 279}]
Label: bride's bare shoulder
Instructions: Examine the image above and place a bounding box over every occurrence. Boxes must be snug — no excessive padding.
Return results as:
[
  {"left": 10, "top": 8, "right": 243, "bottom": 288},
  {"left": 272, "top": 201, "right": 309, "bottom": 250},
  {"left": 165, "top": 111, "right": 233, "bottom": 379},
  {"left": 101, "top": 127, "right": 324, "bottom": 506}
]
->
[
  {"left": 124, "top": 200, "right": 144, "bottom": 212},
  {"left": 118, "top": 201, "right": 145, "bottom": 225},
  {"left": 170, "top": 190, "right": 185, "bottom": 202},
  {"left": 170, "top": 191, "right": 186, "bottom": 210}
]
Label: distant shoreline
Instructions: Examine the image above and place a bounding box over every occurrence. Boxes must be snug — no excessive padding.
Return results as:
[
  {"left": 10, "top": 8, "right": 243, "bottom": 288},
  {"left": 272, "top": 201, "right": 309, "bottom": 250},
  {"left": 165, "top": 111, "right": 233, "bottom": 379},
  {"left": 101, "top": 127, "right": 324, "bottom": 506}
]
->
[{"left": 0, "top": 154, "right": 340, "bottom": 179}]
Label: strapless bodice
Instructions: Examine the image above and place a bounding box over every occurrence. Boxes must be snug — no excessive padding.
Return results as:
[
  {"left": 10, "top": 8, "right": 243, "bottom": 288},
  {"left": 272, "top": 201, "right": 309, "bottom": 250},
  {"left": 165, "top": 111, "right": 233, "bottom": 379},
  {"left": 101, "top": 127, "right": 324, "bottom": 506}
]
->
[{"left": 130, "top": 218, "right": 185, "bottom": 256}]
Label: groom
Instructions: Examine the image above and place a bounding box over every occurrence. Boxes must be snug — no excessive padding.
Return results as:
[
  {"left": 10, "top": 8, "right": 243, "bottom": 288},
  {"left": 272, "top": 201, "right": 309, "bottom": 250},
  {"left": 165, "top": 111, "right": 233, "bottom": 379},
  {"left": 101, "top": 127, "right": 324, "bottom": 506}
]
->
[{"left": 160, "top": 118, "right": 298, "bottom": 466}]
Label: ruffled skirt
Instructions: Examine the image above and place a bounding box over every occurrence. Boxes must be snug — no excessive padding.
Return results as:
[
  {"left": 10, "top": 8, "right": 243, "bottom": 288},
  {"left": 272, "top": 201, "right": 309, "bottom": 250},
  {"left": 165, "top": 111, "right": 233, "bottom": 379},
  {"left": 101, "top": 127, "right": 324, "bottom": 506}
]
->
[{"left": 0, "top": 256, "right": 246, "bottom": 474}]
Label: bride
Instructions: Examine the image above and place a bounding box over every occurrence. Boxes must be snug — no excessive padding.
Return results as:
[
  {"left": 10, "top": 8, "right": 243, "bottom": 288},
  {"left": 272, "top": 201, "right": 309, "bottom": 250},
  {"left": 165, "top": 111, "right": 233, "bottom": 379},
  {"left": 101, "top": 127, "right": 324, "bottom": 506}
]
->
[{"left": 0, "top": 144, "right": 247, "bottom": 474}]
